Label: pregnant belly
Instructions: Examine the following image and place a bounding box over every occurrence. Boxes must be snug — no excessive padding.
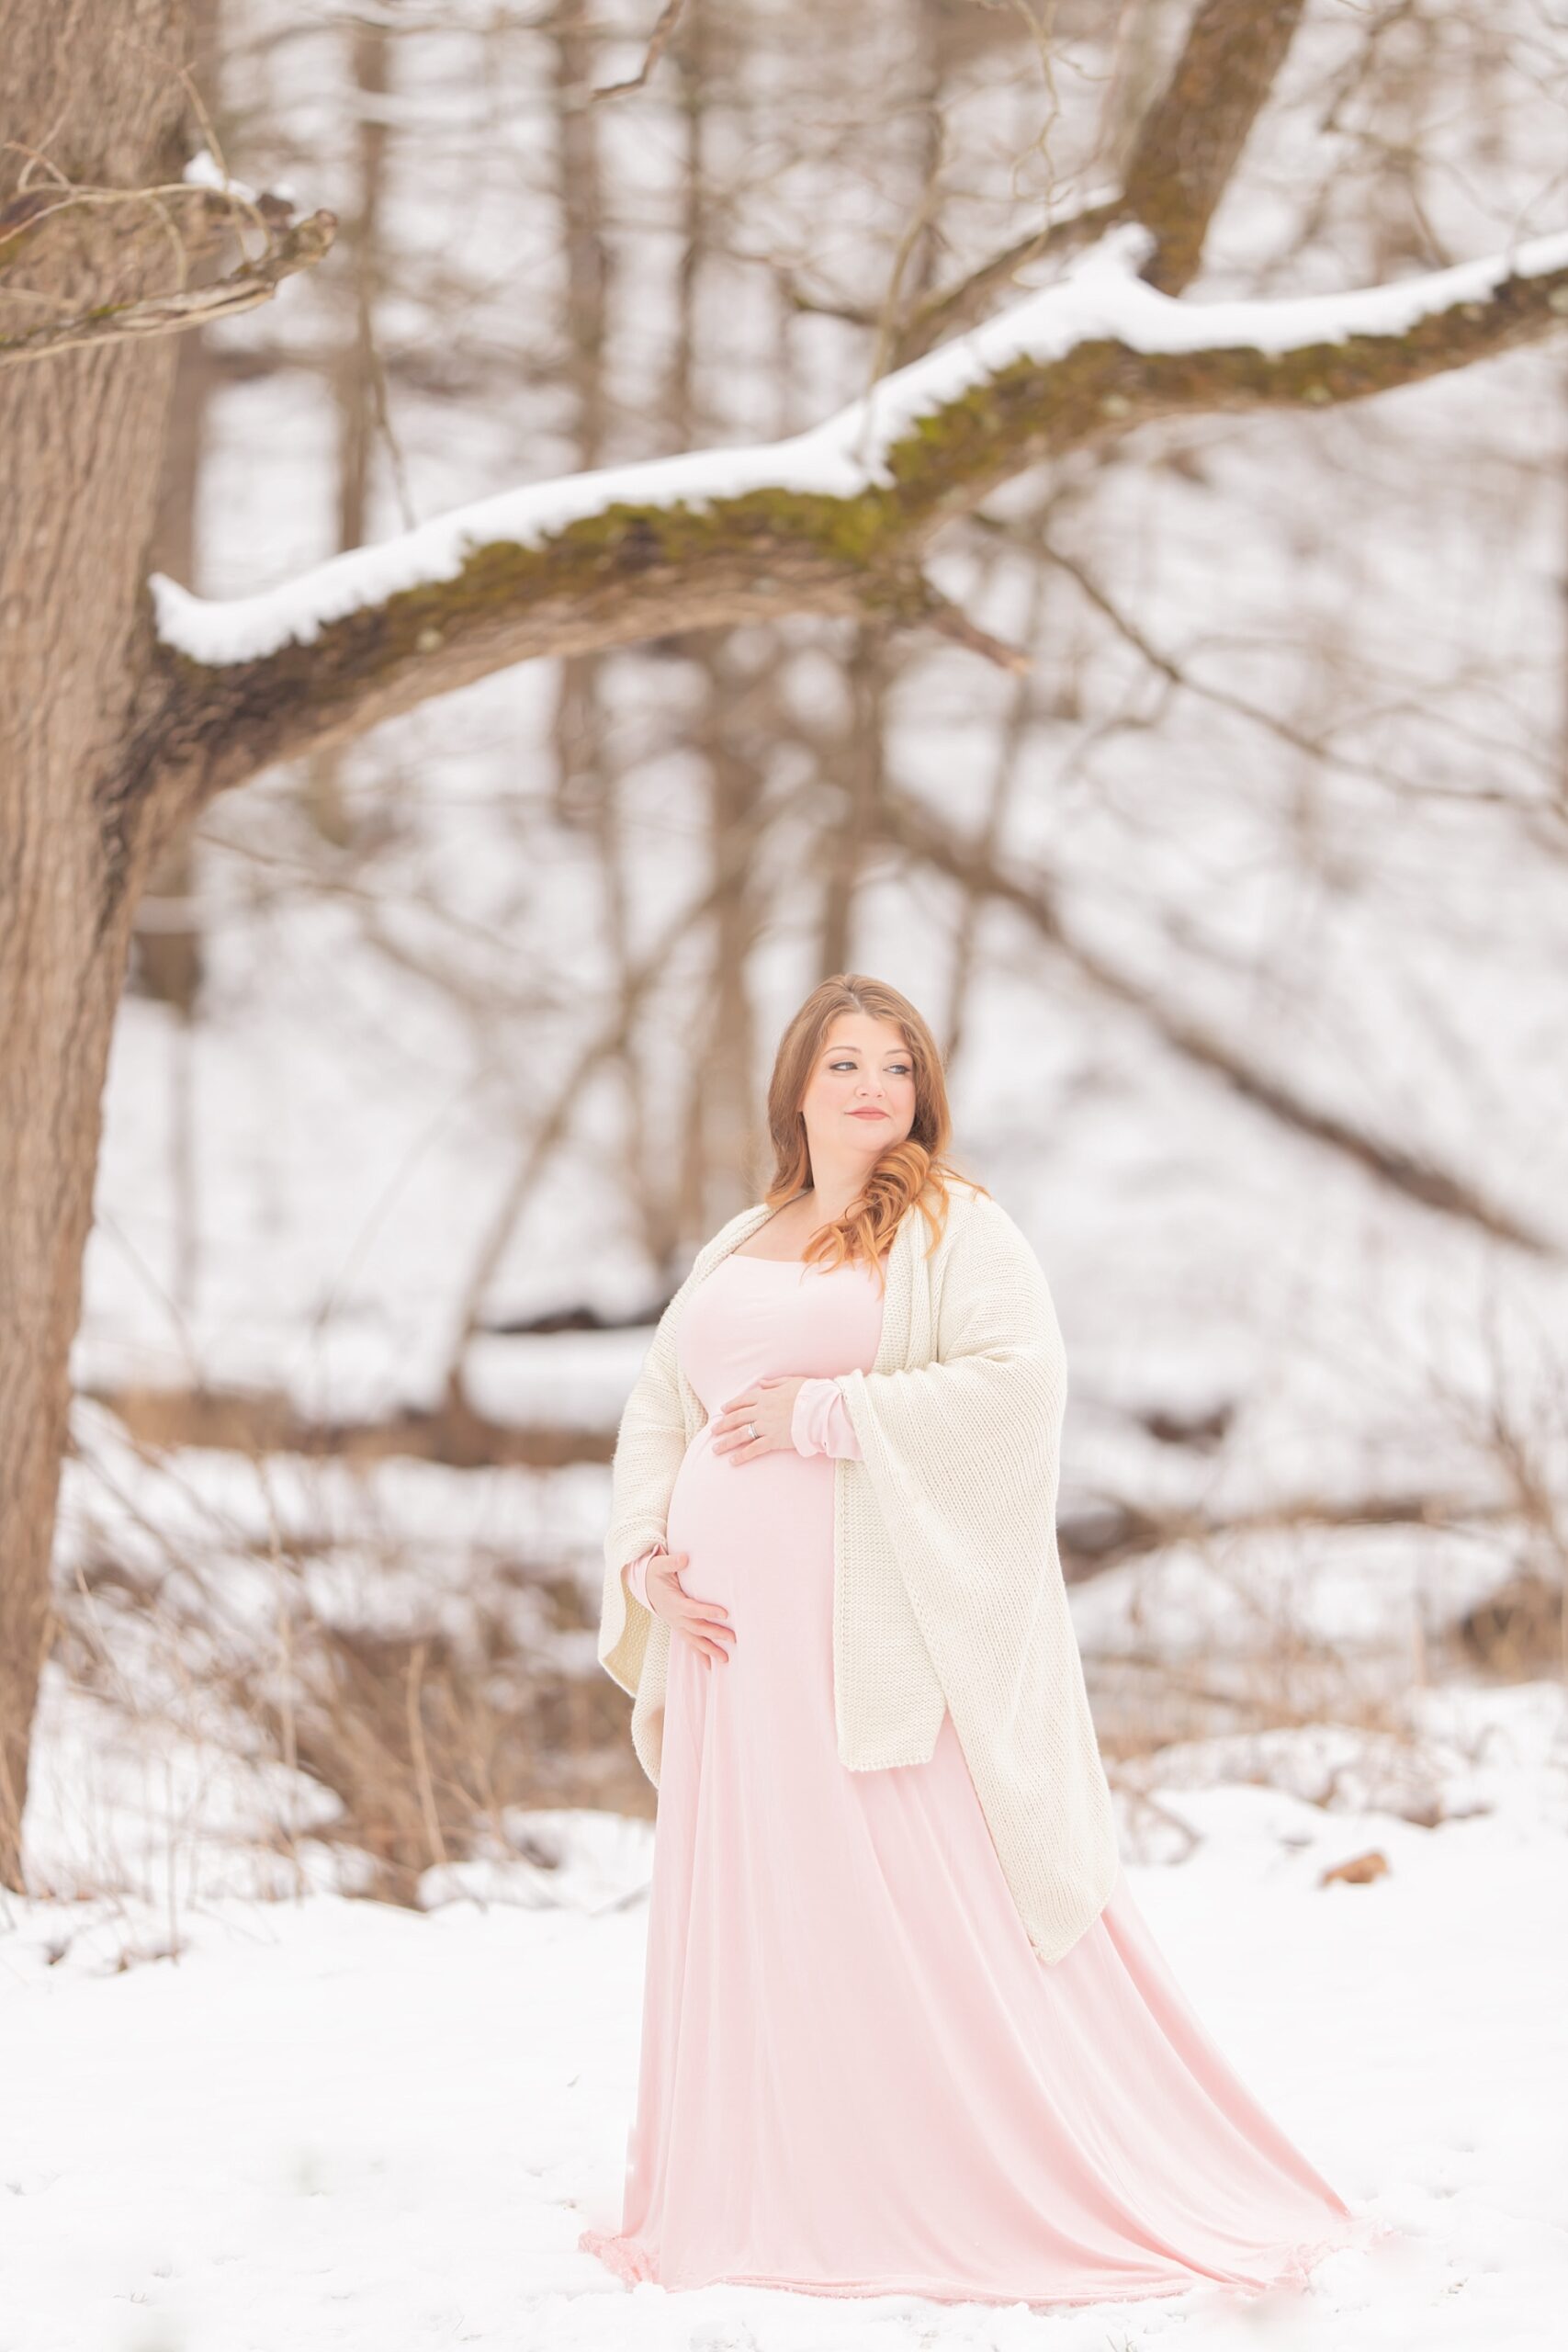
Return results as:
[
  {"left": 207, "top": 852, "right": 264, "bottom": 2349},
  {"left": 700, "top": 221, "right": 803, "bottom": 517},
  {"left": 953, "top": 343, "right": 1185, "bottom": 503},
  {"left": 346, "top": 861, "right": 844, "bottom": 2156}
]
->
[{"left": 664, "top": 1427, "right": 838, "bottom": 1662}]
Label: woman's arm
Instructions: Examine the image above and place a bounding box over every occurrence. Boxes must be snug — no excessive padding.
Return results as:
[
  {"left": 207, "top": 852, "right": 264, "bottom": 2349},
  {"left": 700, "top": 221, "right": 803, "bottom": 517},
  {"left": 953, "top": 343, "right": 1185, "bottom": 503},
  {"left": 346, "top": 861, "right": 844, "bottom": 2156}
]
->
[
  {"left": 833, "top": 1196, "right": 1066, "bottom": 1485},
  {"left": 621, "top": 1539, "right": 667, "bottom": 1608},
  {"left": 790, "top": 1377, "right": 863, "bottom": 1460}
]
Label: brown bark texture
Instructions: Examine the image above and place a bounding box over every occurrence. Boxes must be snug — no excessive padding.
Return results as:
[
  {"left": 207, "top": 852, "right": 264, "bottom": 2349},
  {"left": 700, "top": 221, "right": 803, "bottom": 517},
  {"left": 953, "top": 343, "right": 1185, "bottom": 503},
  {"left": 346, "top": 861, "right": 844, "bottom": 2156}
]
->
[{"left": 0, "top": 0, "right": 190, "bottom": 1884}]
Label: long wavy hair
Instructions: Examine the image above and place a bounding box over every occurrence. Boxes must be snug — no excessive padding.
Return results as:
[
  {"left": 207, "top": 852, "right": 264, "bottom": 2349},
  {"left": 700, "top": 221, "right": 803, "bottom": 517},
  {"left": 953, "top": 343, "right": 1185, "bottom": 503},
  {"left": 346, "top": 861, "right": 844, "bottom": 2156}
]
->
[{"left": 760, "top": 974, "right": 987, "bottom": 1281}]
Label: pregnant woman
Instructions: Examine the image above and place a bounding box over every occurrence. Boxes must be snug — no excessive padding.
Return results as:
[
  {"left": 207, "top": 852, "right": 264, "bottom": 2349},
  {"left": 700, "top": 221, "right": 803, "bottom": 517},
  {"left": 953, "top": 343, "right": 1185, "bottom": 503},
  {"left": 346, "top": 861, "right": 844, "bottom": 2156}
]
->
[{"left": 579, "top": 972, "right": 1382, "bottom": 2309}]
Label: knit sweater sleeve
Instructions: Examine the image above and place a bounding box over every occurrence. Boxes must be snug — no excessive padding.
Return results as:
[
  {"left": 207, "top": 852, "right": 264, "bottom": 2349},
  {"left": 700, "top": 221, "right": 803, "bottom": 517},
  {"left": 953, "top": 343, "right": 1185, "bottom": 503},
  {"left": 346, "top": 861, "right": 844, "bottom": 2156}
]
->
[
  {"left": 833, "top": 1195, "right": 1114, "bottom": 1944},
  {"left": 596, "top": 1295, "right": 690, "bottom": 1700},
  {"left": 835, "top": 1196, "right": 1068, "bottom": 1508},
  {"left": 595, "top": 1209, "right": 764, "bottom": 1702}
]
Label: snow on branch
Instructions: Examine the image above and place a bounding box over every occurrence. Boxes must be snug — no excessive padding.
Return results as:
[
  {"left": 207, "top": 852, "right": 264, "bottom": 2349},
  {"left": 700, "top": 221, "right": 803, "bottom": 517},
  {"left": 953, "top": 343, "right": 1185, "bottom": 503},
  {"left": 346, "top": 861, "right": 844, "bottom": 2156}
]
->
[
  {"left": 153, "top": 225, "right": 1568, "bottom": 672},
  {"left": 142, "top": 222, "right": 1568, "bottom": 808}
]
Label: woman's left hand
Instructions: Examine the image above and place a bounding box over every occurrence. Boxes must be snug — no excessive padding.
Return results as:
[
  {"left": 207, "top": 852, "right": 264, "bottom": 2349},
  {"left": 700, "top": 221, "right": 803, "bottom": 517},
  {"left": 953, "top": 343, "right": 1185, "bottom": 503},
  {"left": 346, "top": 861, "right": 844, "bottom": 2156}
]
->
[{"left": 711, "top": 1375, "right": 806, "bottom": 1461}]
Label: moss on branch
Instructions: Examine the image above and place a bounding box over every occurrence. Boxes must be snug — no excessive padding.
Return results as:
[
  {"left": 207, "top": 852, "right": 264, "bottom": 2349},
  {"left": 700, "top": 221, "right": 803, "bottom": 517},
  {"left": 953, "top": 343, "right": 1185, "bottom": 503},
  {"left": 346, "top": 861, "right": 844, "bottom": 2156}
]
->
[{"left": 141, "top": 243, "right": 1568, "bottom": 817}]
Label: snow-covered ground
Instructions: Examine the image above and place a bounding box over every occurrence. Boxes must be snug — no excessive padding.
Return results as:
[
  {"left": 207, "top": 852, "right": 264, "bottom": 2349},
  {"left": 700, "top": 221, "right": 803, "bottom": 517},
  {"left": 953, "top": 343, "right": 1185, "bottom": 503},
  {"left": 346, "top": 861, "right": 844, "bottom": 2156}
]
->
[{"left": 4, "top": 1678, "right": 1563, "bottom": 2350}]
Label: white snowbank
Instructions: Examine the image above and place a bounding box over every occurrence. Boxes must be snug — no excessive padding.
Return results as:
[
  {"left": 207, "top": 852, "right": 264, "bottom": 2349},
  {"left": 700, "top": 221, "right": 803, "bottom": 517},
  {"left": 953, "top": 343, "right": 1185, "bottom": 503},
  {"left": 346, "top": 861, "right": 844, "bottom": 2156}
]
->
[{"left": 149, "top": 222, "right": 1568, "bottom": 668}]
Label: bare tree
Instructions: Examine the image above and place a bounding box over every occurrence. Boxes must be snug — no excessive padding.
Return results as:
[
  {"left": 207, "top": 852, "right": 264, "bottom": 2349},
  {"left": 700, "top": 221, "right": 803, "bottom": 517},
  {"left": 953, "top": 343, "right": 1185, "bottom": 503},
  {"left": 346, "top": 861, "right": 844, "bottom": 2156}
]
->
[
  {"left": 0, "top": 0, "right": 245, "bottom": 1879},
  {"left": 3, "top": 0, "right": 1567, "bottom": 1883}
]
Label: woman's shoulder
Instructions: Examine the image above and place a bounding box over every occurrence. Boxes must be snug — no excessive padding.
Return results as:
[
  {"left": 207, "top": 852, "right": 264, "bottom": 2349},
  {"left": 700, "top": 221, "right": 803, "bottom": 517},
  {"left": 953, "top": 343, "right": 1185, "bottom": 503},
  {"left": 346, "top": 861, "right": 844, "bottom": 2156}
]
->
[
  {"left": 715, "top": 1202, "right": 771, "bottom": 1239},
  {"left": 694, "top": 1203, "right": 772, "bottom": 1266},
  {"left": 933, "top": 1182, "right": 1044, "bottom": 1271},
  {"left": 934, "top": 1176, "right": 1016, "bottom": 1235}
]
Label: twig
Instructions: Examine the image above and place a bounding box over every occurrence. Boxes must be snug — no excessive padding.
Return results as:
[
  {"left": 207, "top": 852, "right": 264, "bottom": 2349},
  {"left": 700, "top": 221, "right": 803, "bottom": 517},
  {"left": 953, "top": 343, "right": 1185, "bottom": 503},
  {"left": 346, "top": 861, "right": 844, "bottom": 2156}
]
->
[
  {"left": 0, "top": 209, "right": 336, "bottom": 369},
  {"left": 407, "top": 1642, "right": 447, "bottom": 1872},
  {"left": 592, "top": 0, "right": 685, "bottom": 100}
]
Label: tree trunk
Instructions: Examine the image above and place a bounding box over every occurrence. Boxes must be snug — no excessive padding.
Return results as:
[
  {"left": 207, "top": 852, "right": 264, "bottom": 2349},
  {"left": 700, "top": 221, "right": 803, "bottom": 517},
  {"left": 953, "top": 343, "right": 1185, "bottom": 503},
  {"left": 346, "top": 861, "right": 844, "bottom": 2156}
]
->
[
  {"left": 134, "top": 0, "right": 221, "bottom": 1021},
  {"left": 301, "top": 4, "right": 392, "bottom": 849},
  {"left": 0, "top": 1, "right": 188, "bottom": 1885}
]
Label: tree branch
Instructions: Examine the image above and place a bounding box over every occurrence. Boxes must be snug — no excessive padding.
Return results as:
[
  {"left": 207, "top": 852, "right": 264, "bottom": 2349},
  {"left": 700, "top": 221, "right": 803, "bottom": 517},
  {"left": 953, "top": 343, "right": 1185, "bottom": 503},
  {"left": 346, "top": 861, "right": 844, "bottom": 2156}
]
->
[
  {"left": 0, "top": 176, "right": 336, "bottom": 370},
  {"left": 0, "top": 209, "right": 335, "bottom": 368},
  {"left": 874, "top": 784, "right": 1558, "bottom": 1256},
  {"left": 892, "top": 0, "right": 1306, "bottom": 362},
  {"left": 1020, "top": 528, "right": 1566, "bottom": 825},
  {"left": 1121, "top": 0, "right": 1306, "bottom": 297},
  {"left": 139, "top": 223, "right": 1568, "bottom": 815},
  {"left": 592, "top": 0, "right": 687, "bottom": 100}
]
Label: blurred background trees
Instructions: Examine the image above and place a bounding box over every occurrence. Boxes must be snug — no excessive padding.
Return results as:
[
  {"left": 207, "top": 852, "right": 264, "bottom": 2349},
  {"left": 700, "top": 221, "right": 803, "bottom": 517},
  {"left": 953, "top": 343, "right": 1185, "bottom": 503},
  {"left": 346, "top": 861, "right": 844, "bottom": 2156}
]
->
[{"left": 10, "top": 0, "right": 1566, "bottom": 1903}]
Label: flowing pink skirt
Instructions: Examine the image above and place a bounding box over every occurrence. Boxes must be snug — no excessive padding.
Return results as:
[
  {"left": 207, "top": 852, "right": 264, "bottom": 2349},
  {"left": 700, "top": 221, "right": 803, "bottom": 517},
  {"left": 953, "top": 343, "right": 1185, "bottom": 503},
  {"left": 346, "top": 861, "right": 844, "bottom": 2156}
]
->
[{"left": 581, "top": 1256, "right": 1382, "bottom": 2306}]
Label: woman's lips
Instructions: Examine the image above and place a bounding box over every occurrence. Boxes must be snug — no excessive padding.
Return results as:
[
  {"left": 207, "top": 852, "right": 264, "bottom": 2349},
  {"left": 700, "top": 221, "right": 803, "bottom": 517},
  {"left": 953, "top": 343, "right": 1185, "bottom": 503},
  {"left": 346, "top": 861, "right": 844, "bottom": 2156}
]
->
[{"left": 850, "top": 1109, "right": 887, "bottom": 1119}]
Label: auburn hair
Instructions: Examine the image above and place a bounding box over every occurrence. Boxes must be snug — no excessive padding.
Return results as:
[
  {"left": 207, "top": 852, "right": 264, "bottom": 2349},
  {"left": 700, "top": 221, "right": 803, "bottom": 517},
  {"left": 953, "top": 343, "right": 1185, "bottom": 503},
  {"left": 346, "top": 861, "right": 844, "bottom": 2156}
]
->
[{"left": 760, "top": 974, "right": 987, "bottom": 1283}]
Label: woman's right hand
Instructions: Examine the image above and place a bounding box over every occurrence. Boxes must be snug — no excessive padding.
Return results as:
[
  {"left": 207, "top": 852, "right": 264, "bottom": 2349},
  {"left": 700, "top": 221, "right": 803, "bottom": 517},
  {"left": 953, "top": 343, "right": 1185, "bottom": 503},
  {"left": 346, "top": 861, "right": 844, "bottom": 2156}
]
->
[{"left": 636, "top": 1546, "right": 735, "bottom": 1668}]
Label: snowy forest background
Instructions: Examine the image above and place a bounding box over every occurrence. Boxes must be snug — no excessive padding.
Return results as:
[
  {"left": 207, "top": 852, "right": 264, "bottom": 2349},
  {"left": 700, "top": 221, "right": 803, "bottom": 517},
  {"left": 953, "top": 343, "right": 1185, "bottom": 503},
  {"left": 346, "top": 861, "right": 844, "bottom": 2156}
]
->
[{"left": 6, "top": 0, "right": 1568, "bottom": 2343}]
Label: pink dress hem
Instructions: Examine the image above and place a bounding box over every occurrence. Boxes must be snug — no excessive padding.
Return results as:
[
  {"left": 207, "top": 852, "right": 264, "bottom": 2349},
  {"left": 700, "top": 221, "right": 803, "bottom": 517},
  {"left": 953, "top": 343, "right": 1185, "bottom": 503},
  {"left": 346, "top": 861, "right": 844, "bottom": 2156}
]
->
[{"left": 578, "top": 2206, "right": 1393, "bottom": 2307}]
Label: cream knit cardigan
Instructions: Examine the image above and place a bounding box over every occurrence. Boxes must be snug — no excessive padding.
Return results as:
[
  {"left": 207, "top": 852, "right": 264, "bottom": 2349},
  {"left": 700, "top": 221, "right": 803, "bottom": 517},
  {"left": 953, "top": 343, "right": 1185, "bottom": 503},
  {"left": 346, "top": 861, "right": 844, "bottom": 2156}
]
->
[{"left": 594, "top": 1179, "right": 1120, "bottom": 1965}]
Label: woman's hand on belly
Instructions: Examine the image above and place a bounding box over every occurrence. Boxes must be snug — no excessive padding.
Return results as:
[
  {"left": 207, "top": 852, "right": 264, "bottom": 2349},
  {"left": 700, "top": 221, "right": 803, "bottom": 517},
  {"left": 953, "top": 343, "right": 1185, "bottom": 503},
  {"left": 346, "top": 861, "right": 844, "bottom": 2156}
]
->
[
  {"left": 641, "top": 1545, "right": 736, "bottom": 1668},
  {"left": 710, "top": 1375, "right": 806, "bottom": 1462}
]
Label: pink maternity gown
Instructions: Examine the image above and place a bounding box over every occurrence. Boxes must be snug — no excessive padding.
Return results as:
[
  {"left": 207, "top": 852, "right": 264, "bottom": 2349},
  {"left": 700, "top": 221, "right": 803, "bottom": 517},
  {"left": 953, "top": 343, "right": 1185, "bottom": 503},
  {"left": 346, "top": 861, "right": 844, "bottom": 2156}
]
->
[{"left": 579, "top": 1250, "right": 1379, "bottom": 2308}]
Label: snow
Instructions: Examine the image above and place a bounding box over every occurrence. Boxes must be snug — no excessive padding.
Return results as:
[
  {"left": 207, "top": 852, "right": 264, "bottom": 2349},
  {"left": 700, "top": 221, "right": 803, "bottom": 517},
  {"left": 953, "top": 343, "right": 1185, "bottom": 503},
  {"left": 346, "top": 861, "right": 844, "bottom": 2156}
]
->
[
  {"left": 148, "top": 222, "right": 1568, "bottom": 669},
  {"left": 4, "top": 1679, "right": 1563, "bottom": 2348},
  {"left": 182, "top": 146, "right": 260, "bottom": 205}
]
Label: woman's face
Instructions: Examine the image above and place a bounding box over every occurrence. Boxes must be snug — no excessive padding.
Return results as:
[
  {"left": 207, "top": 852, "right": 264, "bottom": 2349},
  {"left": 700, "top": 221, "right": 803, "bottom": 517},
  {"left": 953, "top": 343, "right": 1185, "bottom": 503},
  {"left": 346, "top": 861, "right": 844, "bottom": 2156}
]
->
[{"left": 799, "top": 1012, "right": 919, "bottom": 1175}]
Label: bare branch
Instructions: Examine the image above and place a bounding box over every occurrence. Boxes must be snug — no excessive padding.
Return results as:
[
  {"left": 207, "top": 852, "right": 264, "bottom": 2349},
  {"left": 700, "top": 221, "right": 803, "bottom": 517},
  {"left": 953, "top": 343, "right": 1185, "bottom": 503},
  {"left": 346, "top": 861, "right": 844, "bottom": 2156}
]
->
[
  {"left": 882, "top": 205, "right": 1118, "bottom": 368},
  {"left": 919, "top": 586, "right": 1032, "bottom": 674},
  {"left": 875, "top": 785, "right": 1559, "bottom": 1256},
  {"left": 0, "top": 206, "right": 336, "bottom": 368},
  {"left": 896, "top": 0, "right": 1307, "bottom": 362},
  {"left": 1021, "top": 529, "right": 1568, "bottom": 828},
  {"left": 592, "top": 0, "right": 686, "bottom": 100},
  {"left": 444, "top": 785, "right": 779, "bottom": 1402}
]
